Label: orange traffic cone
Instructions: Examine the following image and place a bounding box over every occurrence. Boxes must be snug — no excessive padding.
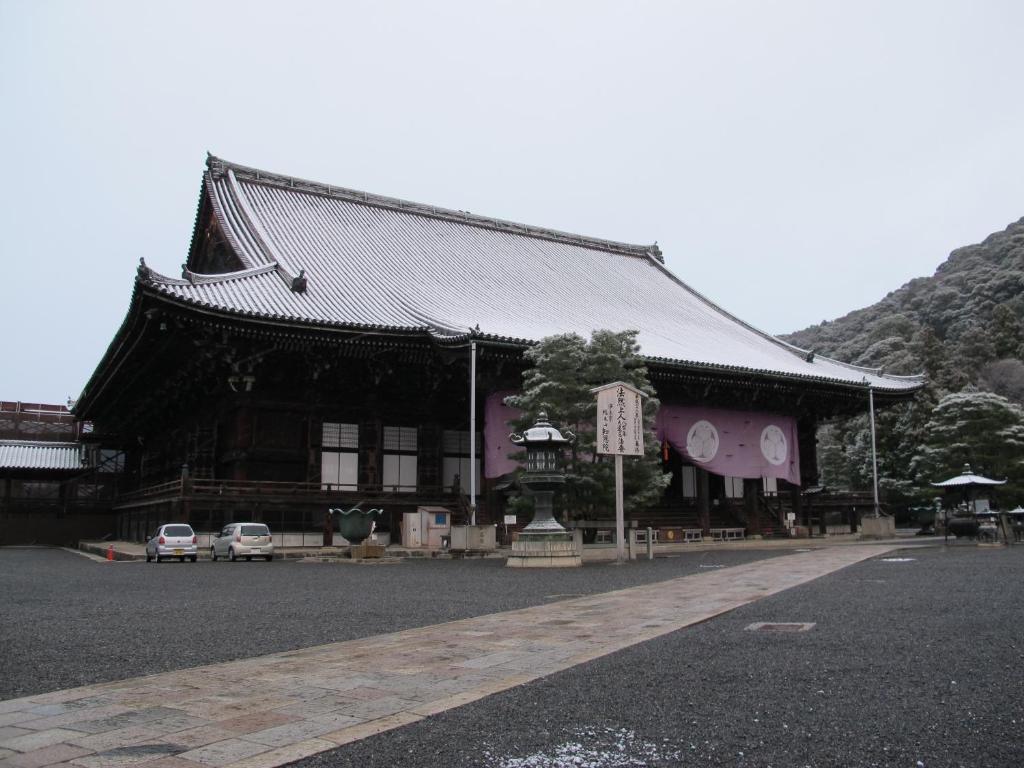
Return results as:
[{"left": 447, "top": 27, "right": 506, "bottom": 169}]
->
[{"left": 106, "top": 544, "right": 114, "bottom": 561}]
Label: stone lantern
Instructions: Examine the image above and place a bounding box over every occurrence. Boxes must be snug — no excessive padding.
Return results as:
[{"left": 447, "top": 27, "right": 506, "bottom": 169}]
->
[{"left": 506, "top": 412, "right": 582, "bottom": 567}]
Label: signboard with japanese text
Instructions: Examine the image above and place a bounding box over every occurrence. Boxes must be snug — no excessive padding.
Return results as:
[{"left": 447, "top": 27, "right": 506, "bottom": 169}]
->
[{"left": 594, "top": 382, "right": 644, "bottom": 456}]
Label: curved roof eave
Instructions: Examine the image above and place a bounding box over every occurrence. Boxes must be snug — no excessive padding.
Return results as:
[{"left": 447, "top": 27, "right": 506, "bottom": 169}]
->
[
  {"left": 74, "top": 276, "right": 149, "bottom": 418},
  {"left": 141, "top": 272, "right": 925, "bottom": 397},
  {"left": 140, "top": 274, "right": 430, "bottom": 338}
]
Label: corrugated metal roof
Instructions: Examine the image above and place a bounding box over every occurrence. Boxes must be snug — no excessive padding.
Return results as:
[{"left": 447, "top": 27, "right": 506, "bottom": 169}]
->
[
  {"left": 142, "top": 156, "right": 924, "bottom": 393},
  {"left": 0, "top": 441, "right": 82, "bottom": 471}
]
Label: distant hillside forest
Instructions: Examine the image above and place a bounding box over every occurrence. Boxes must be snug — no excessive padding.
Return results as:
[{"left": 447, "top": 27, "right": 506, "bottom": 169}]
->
[{"left": 781, "top": 218, "right": 1024, "bottom": 509}]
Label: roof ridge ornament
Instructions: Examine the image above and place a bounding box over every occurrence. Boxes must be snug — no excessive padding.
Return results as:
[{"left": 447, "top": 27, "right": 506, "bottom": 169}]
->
[
  {"left": 206, "top": 152, "right": 225, "bottom": 177},
  {"left": 291, "top": 268, "right": 307, "bottom": 293}
]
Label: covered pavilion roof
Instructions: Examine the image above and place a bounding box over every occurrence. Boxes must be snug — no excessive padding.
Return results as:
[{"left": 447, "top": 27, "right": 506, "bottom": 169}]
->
[
  {"left": 931, "top": 464, "right": 1007, "bottom": 488},
  {"left": 134, "top": 155, "right": 924, "bottom": 395}
]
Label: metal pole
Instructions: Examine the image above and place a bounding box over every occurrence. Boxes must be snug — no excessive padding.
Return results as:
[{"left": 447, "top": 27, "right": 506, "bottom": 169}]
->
[
  {"left": 868, "top": 384, "right": 880, "bottom": 518},
  {"left": 615, "top": 454, "right": 625, "bottom": 563},
  {"left": 470, "top": 341, "right": 477, "bottom": 526}
]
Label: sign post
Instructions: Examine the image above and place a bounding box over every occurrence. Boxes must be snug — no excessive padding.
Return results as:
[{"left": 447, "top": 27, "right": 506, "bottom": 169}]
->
[{"left": 591, "top": 381, "right": 645, "bottom": 564}]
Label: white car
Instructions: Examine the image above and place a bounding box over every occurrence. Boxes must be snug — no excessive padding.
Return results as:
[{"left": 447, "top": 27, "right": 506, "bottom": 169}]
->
[
  {"left": 146, "top": 524, "right": 198, "bottom": 562},
  {"left": 210, "top": 522, "right": 274, "bottom": 561}
]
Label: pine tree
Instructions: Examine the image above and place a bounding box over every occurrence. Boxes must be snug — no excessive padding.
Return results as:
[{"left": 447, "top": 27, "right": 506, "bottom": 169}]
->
[{"left": 505, "top": 330, "right": 671, "bottom": 522}]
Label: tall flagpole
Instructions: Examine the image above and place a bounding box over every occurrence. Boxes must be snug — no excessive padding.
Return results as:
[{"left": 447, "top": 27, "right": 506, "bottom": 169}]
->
[
  {"left": 470, "top": 340, "right": 477, "bottom": 526},
  {"left": 868, "top": 382, "right": 880, "bottom": 518}
]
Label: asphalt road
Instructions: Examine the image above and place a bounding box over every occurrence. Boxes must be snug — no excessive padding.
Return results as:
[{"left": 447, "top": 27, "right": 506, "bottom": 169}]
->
[
  {"left": 0, "top": 545, "right": 786, "bottom": 700},
  {"left": 3, "top": 544, "right": 1021, "bottom": 768}
]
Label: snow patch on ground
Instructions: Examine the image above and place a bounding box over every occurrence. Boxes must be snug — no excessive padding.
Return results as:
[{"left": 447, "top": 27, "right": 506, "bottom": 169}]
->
[{"left": 487, "top": 727, "right": 681, "bottom": 767}]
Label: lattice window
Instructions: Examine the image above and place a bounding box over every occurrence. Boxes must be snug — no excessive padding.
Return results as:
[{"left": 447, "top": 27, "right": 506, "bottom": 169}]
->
[
  {"left": 441, "top": 429, "right": 481, "bottom": 494},
  {"left": 321, "top": 422, "right": 358, "bottom": 491},
  {"left": 383, "top": 426, "right": 417, "bottom": 452},
  {"left": 383, "top": 426, "right": 417, "bottom": 492}
]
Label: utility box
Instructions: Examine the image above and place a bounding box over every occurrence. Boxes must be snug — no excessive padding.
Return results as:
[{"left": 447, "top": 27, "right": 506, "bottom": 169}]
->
[
  {"left": 450, "top": 524, "right": 497, "bottom": 551},
  {"left": 402, "top": 507, "right": 451, "bottom": 548}
]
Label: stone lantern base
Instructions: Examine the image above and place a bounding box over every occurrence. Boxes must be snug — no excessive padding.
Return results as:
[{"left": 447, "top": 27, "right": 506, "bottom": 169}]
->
[{"left": 506, "top": 531, "right": 582, "bottom": 568}]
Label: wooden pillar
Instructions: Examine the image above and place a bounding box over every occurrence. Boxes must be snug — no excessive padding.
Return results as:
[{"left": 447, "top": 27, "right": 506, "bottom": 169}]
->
[
  {"left": 789, "top": 483, "right": 803, "bottom": 529},
  {"left": 797, "top": 415, "right": 819, "bottom": 486},
  {"left": 744, "top": 478, "right": 762, "bottom": 536},
  {"left": 232, "top": 405, "right": 253, "bottom": 481},
  {"left": 181, "top": 464, "right": 192, "bottom": 525},
  {"left": 697, "top": 468, "right": 711, "bottom": 535},
  {"left": 359, "top": 421, "right": 380, "bottom": 490}
]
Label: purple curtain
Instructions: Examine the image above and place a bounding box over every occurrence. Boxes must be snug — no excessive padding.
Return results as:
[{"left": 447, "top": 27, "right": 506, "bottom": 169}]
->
[
  {"left": 484, "top": 392, "right": 522, "bottom": 478},
  {"left": 655, "top": 405, "right": 800, "bottom": 485}
]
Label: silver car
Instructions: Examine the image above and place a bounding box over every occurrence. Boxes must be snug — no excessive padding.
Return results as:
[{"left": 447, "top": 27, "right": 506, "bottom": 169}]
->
[
  {"left": 210, "top": 522, "right": 274, "bottom": 561},
  {"left": 146, "top": 523, "right": 198, "bottom": 562}
]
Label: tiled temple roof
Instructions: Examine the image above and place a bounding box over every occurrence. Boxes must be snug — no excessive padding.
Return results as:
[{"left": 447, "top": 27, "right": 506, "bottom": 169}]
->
[{"left": 138, "top": 155, "right": 924, "bottom": 393}]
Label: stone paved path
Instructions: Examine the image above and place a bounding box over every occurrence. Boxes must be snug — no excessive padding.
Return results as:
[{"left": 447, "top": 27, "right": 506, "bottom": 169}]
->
[{"left": 0, "top": 545, "right": 903, "bottom": 768}]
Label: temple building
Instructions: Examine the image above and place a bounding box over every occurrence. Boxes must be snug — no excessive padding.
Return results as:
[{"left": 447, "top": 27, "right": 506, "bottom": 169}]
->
[
  {"left": 0, "top": 401, "right": 122, "bottom": 545},
  {"left": 74, "top": 155, "right": 922, "bottom": 542}
]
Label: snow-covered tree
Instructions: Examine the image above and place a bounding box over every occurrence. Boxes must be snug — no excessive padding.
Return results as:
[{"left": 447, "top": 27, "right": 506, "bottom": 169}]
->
[
  {"left": 505, "top": 330, "right": 671, "bottom": 521},
  {"left": 911, "top": 389, "right": 1024, "bottom": 504}
]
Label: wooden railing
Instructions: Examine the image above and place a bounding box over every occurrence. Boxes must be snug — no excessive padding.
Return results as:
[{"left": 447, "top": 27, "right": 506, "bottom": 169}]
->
[{"left": 116, "top": 480, "right": 184, "bottom": 502}]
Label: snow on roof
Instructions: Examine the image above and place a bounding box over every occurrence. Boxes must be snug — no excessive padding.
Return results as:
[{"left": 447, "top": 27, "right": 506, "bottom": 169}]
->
[
  {"left": 0, "top": 441, "right": 82, "bottom": 471},
  {"left": 140, "top": 155, "right": 924, "bottom": 393},
  {"left": 931, "top": 464, "right": 1007, "bottom": 487}
]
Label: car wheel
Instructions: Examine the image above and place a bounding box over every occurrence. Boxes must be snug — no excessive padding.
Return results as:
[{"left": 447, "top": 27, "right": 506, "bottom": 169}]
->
[
  {"left": 146, "top": 551, "right": 152, "bottom": 563},
  {"left": 245, "top": 555, "right": 252, "bottom": 561},
  {"left": 155, "top": 554, "right": 161, "bottom": 563},
  {"left": 211, "top": 547, "right": 218, "bottom": 561},
  {"left": 229, "top": 547, "right": 236, "bottom": 562},
  {"left": 266, "top": 555, "right": 274, "bottom": 562}
]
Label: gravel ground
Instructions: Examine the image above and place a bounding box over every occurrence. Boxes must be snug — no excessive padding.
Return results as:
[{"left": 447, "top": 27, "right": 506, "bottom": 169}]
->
[
  {"left": 0, "top": 546, "right": 786, "bottom": 700},
  {"left": 288, "top": 545, "right": 1024, "bottom": 768},
  {"left": 6, "top": 545, "right": 1019, "bottom": 767}
]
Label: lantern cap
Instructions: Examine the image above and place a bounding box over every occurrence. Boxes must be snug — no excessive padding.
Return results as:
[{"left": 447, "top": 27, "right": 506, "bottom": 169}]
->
[{"left": 509, "top": 411, "right": 574, "bottom": 447}]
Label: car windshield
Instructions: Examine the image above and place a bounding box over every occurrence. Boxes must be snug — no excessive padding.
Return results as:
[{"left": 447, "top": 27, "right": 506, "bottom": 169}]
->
[
  {"left": 241, "top": 524, "right": 269, "bottom": 536},
  {"left": 164, "top": 525, "right": 194, "bottom": 537}
]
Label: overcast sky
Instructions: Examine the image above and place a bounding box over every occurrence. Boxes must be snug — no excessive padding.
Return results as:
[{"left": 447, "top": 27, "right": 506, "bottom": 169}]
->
[{"left": 3, "top": 0, "right": 1023, "bottom": 405}]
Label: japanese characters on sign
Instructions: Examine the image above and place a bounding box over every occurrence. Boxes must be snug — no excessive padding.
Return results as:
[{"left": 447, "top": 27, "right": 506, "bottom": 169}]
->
[{"left": 596, "top": 383, "right": 644, "bottom": 456}]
